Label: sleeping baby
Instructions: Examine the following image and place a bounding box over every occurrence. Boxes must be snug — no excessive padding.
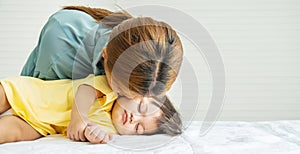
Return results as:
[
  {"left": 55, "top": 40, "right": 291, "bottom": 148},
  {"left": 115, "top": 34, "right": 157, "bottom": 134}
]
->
[{"left": 0, "top": 74, "right": 182, "bottom": 144}]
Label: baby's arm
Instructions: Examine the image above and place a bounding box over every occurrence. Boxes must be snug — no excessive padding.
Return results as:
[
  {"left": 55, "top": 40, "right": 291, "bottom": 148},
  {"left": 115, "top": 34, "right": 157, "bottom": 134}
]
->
[{"left": 67, "top": 84, "right": 103, "bottom": 142}]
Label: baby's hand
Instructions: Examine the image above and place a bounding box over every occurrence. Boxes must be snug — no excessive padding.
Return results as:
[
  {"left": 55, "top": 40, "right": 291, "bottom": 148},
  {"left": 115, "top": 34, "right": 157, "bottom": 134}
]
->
[
  {"left": 67, "top": 116, "right": 88, "bottom": 142},
  {"left": 84, "top": 123, "right": 113, "bottom": 144}
]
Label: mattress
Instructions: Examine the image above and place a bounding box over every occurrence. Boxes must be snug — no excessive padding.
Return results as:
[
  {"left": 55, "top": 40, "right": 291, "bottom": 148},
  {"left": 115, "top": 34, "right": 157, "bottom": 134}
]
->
[{"left": 0, "top": 120, "right": 299, "bottom": 154}]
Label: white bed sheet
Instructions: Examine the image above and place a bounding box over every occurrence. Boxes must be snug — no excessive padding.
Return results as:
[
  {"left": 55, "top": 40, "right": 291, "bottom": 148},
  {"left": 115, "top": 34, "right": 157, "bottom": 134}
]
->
[{"left": 0, "top": 120, "right": 299, "bottom": 154}]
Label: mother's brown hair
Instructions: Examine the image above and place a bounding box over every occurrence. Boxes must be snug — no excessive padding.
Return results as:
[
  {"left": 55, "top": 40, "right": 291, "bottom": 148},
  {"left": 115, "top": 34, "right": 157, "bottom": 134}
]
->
[{"left": 63, "top": 6, "right": 183, "bottom": 97}]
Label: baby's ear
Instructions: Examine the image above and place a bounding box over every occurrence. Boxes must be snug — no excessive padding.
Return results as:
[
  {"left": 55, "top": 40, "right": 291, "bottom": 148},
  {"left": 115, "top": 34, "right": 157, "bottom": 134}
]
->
[{"left": 102, "top": 46, "right": 107, "bottom": 59}]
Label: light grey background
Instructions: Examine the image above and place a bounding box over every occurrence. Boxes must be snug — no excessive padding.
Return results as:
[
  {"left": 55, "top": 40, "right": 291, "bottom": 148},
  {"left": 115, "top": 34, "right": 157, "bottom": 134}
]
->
[{"left": 0, "top": 0, "right": 299, "bottom": 121}]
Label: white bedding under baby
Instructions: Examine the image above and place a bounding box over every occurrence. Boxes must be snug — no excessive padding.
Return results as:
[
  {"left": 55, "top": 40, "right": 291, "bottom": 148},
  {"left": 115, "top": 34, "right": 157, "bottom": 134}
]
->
[{"left": 0, "top": 120, "right": 299, "bottom": 154}]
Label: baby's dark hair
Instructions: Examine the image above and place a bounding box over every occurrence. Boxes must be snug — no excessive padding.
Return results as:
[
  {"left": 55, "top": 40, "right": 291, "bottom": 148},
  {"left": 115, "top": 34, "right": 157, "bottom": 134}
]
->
[{"left": 146, "top": 96, "right": 183, "bottom": 136}]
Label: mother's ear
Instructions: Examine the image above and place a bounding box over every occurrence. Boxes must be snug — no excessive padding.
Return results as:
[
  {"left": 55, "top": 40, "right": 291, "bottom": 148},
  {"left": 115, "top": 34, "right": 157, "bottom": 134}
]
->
[{"left": 102, "top": 46, "right": 107, "bottom": 59}]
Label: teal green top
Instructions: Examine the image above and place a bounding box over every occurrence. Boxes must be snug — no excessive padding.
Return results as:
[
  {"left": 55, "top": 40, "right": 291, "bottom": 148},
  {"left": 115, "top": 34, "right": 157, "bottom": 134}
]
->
[{"left": 21, "top": 10, "right": 111, "bottom": 80}]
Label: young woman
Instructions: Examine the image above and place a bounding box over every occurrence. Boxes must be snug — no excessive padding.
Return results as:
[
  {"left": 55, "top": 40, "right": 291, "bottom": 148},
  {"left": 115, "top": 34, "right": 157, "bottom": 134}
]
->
[{"left": 20, "top": 6, "right": 184, "bottom": 142}]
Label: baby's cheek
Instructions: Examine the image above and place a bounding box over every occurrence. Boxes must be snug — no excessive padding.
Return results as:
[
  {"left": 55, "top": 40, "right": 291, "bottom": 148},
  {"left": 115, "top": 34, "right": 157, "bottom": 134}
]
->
[
  {"left": 118, "top": 126, "right": 135, "bottom": 135},
  {"left": 112, "top": 122, "right": 125, "bottom": 135}
]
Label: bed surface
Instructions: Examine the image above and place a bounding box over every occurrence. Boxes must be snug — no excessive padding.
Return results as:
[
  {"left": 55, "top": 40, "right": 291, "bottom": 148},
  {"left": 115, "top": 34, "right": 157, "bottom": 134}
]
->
[{"left": 0, "top": 120, "right": 299, "bottom": 154}]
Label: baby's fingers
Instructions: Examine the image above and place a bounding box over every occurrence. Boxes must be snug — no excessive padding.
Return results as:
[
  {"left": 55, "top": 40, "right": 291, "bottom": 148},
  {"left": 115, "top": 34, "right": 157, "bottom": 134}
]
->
[
  {"left": 84, "top": 123, "right": 111, "bottom": 144},
  {"left": 92, "top": 130, "right": 109, "bottom": 144},
  {"left": 100, "top": 134, "right": 112, "bottom": 144},
  {"left": 84, "top": 125, "right": 97, "bottom": 140},
  {"left": 67, "top": 128, "right": 76, "bottom": 141},
  {"left": 79, "top": 129, "right": 87, "bottom": 142},
  {"left": 93, "top": 129, "right": 105, "bottom": 143}
]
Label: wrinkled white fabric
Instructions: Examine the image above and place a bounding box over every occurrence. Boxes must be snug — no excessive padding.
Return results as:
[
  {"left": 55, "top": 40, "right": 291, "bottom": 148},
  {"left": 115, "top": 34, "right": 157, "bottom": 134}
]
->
[{"left": 0, "top": 121, "right": 299, "bottom": 154}]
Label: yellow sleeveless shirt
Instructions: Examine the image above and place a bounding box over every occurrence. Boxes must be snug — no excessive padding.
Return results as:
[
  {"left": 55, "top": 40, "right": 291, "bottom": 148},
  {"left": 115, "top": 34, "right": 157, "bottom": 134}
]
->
[{"left": 0, "top": 74, "right": 117, "bottom": 136}]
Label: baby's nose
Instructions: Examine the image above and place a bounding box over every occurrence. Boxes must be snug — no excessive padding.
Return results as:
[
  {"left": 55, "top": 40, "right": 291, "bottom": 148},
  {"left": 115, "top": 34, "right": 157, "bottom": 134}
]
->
[{"left": 130, "top": 113, "right": 142, "bottom": 123}]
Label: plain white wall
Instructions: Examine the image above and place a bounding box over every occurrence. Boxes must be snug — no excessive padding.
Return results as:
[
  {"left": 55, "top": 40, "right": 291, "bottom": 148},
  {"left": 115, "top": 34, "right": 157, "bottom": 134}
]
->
[{"left": 0, "top": 0, "right": 300, "bottom": 121}]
